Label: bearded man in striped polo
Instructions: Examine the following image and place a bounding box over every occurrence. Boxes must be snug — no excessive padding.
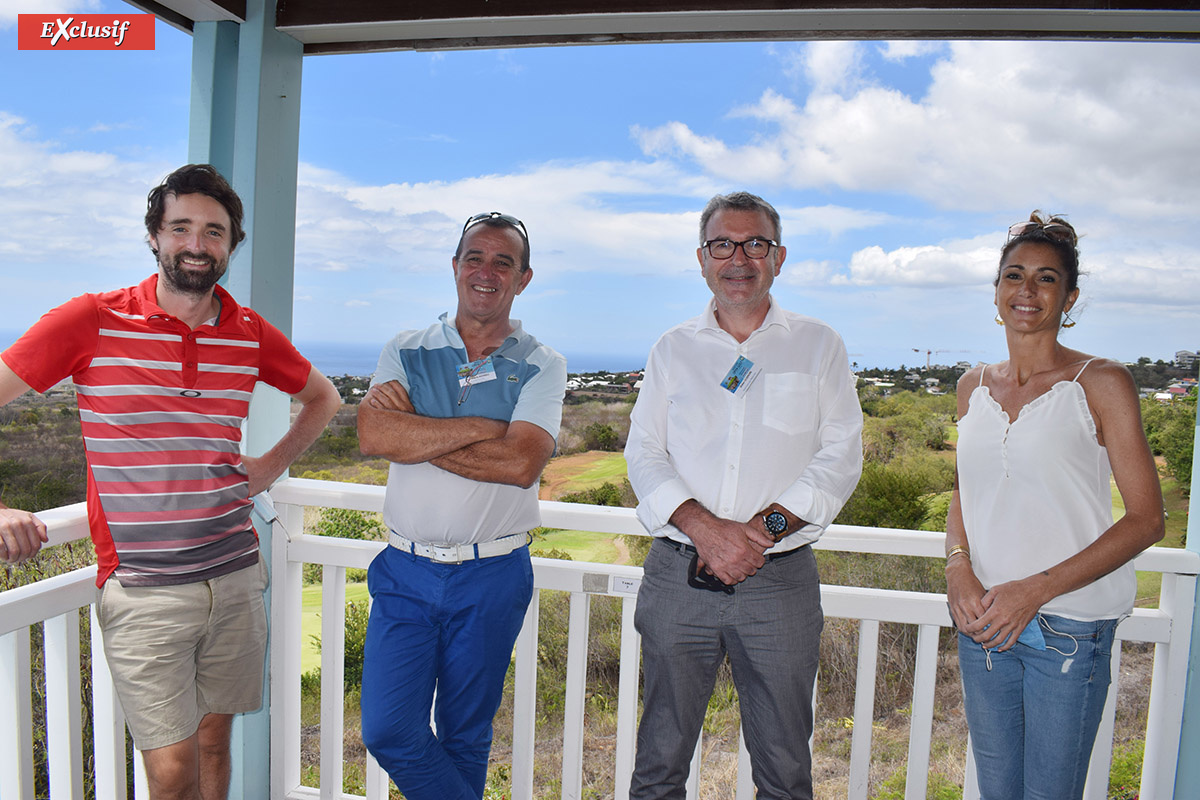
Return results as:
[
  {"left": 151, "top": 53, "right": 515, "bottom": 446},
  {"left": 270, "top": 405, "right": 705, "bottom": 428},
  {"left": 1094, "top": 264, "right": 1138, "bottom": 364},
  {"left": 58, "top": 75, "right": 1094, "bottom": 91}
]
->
[{"left": 0, "top": 164, "right": 341, "bottom": 800}]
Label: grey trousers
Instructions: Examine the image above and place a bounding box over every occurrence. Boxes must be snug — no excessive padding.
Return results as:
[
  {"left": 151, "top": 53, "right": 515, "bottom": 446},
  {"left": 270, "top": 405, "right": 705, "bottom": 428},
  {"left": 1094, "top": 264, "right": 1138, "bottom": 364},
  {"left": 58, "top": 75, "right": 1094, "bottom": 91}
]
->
[{"left": 629, "top": 538, "right": 823, "bottom": 800}]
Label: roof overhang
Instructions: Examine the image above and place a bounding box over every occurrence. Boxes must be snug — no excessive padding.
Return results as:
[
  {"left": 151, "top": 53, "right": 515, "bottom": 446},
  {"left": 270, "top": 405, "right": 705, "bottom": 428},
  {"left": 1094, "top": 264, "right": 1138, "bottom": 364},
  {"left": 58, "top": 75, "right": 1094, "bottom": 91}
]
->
[{"left": 130, "top": 1, "right": 1200, "bottom": 54}]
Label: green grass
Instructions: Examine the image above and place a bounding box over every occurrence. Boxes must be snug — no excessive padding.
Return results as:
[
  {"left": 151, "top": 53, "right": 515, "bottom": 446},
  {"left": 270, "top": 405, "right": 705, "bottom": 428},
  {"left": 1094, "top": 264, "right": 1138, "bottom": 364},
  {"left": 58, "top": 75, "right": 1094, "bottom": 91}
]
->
[
  {"left": 560, "top": 453, "right": 627, "bottom": 490},
  {"left": 532, "top": 529, "right": 620, "bottom": 563},
  {"left": 301, "top": 582, "right": 370, "bottom": 674},
  {"left": 1130, "top": 475, "right": 1190, "bottom": 607}
]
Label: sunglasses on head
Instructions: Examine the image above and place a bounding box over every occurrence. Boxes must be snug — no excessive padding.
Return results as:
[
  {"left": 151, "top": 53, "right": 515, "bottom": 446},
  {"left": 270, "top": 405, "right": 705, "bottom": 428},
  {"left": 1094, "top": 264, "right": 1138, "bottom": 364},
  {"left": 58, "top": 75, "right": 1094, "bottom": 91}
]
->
[
  {"left": 1007, "top": 219, "right": 1076, "bottom": 245},
  {"left": 463, "top": 211, "right": 528, "bottom": 242}
]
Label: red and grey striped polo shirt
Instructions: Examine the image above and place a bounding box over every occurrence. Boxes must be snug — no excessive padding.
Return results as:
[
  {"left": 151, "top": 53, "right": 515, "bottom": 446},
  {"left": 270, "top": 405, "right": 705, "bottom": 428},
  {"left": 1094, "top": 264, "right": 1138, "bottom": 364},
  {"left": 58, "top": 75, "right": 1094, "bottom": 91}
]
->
[{"left": 1, "top": 275, "right": 312, "bottom": 587}]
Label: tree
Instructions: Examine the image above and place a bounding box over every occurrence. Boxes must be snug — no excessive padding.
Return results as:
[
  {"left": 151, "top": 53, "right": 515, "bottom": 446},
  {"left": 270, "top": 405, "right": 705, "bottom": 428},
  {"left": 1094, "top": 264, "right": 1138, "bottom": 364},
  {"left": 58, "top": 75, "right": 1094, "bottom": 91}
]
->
[
  {"left": 314, "top": 507, "right": 385, "bottom": 540},
  {"left": 583, "top": 422, "right": 620, "bottom": 451},
  {"left": 835, "top": 461, "right": 930, "bottom": 530}
]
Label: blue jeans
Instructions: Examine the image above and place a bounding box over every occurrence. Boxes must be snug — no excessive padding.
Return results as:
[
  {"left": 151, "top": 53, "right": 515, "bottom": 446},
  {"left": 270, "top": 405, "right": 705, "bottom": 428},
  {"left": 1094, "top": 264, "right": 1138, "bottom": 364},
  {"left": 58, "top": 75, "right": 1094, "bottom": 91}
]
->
[
  {"left": 630, "top": 539, "right": 823, "bottom": 800},
  {"left": 958, "top": 614, "right": 1117, "bottom": 800},
  {"left": 360, "top": 544, "right": 533, "bottom": 800}
]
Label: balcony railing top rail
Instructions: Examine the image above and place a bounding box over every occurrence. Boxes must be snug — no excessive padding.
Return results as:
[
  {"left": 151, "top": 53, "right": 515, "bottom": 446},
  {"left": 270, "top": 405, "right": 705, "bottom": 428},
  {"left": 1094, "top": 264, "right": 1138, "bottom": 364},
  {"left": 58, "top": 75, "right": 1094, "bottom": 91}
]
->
[{"left": 2, "top": 477, "right": 1197, "bottom": 800}]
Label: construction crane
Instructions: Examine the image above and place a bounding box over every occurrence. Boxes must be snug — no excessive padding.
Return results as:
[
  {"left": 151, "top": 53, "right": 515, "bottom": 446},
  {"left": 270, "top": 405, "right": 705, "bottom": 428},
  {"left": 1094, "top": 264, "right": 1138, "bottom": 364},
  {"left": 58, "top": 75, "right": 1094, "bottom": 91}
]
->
[
  {"left": 913, "top": 348, "right": 977, "bottom": 370},
  {"left": 912, "top": 348, "right": 954, "bottom": 370}
]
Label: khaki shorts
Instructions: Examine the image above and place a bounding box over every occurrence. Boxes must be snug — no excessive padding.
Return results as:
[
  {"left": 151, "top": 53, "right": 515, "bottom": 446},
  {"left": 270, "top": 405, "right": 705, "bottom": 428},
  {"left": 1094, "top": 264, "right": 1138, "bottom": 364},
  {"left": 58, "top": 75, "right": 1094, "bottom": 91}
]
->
[{"left": 96, "top": 556, "right": 269, "bottom": 750}]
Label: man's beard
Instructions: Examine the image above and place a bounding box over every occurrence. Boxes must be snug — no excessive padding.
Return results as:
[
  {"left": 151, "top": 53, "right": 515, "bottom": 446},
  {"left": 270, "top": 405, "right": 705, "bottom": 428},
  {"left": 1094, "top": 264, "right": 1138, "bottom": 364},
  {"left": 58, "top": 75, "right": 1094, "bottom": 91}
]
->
[{"left": 159, "top": 250, "right": 227, "bottom": 295}]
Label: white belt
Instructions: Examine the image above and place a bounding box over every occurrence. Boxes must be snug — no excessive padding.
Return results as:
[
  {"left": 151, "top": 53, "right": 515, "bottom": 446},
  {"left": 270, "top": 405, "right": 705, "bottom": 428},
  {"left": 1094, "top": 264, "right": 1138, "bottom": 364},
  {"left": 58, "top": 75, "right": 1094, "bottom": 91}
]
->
[{"left": 388, "top": 531, "right": 528, "bottom": 564}]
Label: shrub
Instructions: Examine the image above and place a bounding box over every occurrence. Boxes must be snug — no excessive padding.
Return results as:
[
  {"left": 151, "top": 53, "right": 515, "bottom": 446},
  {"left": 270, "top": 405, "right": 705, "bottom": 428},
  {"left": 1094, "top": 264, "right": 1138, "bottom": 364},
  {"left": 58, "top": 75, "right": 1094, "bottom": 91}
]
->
[
  {"left": 304, "top": 508, "right": 384, "bottom": 584},
  {"left": 311, "top": 599, "right": 371, "bottom": 691},
  {"left": 1108, "top": 739, "right": 1144, "bottom": 800},
  {"left": 836, "top": 461, "right": 930, "bottom": 531},
  {"left": 314, "top": 507, "right": 385, "bottom": 540},
  {"left": 582, "top": 422, "right": 620, "bottom": 452},
  {"left": 558, "top": 481, "right": 626, "bottom": 507}
]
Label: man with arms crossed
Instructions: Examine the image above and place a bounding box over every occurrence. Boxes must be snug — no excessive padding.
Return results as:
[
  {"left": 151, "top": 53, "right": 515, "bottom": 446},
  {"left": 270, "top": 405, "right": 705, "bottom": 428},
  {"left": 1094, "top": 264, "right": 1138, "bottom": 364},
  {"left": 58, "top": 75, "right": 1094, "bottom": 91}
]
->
[
  {"left": 357, "top": 212, "right": 566, "bottom": 800},
  {"left": 0, "top": 164, "right": 341, "bottom": 800},
  {"left": 626, "top": 192, "right": 863, "bottom": 799}
]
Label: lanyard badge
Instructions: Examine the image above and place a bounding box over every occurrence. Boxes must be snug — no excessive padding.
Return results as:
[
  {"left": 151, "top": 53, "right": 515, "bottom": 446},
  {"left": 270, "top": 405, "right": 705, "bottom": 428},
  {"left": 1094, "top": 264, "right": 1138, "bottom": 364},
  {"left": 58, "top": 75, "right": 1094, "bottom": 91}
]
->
[
  {"left": 456, "top": 356, "right": 496, "bottom": 405},
  {"left": 720, "top": 355, "right": 760, "bottom": 396}
]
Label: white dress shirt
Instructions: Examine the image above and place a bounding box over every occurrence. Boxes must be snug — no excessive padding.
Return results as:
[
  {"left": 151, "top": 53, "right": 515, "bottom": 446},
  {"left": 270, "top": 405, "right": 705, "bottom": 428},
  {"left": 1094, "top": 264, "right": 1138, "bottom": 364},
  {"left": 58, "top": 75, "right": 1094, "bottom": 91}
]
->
[{"left": 625, "top": 297, "right": 863, "bottom": 552}]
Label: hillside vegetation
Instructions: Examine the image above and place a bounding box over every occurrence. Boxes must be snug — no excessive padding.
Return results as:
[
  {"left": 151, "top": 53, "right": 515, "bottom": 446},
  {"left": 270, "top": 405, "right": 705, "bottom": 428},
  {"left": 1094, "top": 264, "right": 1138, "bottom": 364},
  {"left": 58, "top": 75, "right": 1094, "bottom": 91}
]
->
[{"left": 2, "top": 373, "right": 1193, "bottom": 798}]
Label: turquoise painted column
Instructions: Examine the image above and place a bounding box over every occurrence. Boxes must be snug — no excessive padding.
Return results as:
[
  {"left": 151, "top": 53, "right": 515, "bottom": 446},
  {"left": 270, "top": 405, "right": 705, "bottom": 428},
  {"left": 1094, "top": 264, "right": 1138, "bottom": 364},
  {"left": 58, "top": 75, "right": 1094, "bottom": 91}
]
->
[
  {"left": 187, "top": 3, "right": 303, "bottom": 798},
  {"left": 229, "top": 3, "right": 302, "bottom": 799},
  {"left": 1174, "top": 398, "right": 1200, "bottom": 796},
  {"left": 188, "top": 20, "right": 239, "bottom": 175}
]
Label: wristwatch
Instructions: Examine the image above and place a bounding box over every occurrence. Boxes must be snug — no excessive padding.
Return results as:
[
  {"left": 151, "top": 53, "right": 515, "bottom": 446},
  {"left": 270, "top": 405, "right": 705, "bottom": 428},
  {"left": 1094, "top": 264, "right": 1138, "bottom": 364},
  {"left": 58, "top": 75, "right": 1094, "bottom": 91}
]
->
[{"left": 762, "top": 508, "right": 789, "bottom": 541}]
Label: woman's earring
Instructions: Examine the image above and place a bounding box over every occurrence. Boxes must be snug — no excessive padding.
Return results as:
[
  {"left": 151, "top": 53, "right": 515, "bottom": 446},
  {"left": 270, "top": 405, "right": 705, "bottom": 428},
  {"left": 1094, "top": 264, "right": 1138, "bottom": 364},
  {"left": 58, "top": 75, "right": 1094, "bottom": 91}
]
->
[
  {"left": 994, "top": 314, "right": 1004, "bottom": 326},
  {"left": 1062, "top": 311, "right": 1076, "bottom": 329}
]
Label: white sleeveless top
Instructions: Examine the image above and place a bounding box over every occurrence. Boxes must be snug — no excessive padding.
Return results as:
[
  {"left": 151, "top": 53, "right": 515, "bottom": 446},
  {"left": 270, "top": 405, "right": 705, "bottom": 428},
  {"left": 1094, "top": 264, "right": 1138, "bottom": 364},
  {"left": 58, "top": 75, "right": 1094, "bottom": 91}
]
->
[{"left": 956, "top": 360, "right": 1135, "bottom": 621}]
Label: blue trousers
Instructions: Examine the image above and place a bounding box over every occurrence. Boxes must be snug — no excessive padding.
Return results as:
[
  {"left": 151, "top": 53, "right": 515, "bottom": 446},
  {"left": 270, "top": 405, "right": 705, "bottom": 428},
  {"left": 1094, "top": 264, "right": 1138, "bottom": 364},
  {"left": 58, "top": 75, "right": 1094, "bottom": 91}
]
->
[
  {"left": 630, "top": 538, "right": 823, "bottom": 800},
  {"left": 958, "top": 614, "right": 1117, "bottom": 800},
  {"left": 360, "top": 545, "right": 533, "bottom": 800}
]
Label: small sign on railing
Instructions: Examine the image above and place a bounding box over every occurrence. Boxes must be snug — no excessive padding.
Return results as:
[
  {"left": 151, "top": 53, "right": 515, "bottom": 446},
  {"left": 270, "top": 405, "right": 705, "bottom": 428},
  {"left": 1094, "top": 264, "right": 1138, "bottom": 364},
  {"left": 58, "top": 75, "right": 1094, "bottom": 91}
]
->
[{"left": 611, "top": 576, "right": 641, "bottom": 595}]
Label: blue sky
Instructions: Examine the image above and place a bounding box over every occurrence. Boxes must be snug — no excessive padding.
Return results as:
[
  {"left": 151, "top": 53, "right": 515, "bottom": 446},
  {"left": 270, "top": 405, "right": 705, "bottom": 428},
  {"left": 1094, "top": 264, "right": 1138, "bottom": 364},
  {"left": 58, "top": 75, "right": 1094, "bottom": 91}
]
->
[{"left": 2, "top": 1, "right": 1199, "bottom": 373}]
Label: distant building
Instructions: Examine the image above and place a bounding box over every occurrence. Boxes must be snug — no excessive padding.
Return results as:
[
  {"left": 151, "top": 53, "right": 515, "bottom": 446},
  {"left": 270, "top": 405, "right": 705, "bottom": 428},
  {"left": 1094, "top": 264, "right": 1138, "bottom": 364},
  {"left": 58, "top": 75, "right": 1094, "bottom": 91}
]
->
[{"left": 1175, "top": 350, "right": 1199, "bottom": 369}]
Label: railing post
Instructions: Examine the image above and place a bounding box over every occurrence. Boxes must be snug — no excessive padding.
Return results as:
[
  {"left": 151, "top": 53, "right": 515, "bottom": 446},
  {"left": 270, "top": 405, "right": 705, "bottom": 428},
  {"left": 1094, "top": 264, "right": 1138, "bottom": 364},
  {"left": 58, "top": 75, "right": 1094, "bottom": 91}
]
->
[
  {"left": 613, "top": 596, "right": 640, "bottom": 800},
  {"left": 903, "top": 624, "right": 940, "bottom": 799},
  {"left": 512, "top": 589, "right": 541, "bottom": 800},
  {"left": 848, "top": 619, "right": 879, "bottom": 798},
  {"left": 1173, "top": 405, "right": 1200, "bottom": 798},
  {"left": 45, "top": 611, "right": 84, "bottom": 798},
  {"left": 270, "top": 499, "right": 306, "bottom": 798},
  {"left": 91, "top": 607, "right": 128, "bottom": 800},
  {"left": 0, "top": 628, "right": 34, "bottom": 800},
  {"left": 319, "top": 565, "right": 348, "bottom": 798},
  {"left": 1151, "top": 571, "right": 1197, "bottom": 797},
  {"left": 562, "top": 592, "right": 592, "bottom": 800}
]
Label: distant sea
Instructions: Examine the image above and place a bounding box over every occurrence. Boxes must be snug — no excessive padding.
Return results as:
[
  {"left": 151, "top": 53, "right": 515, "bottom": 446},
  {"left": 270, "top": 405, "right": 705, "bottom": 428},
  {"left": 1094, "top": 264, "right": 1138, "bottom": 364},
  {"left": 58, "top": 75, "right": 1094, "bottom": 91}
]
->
[
  {"left": 0, "top": 331, "right": 644, "bottom": 378},
  {"left": 295, "top": 341, "right": 646, "bottom": 378}
]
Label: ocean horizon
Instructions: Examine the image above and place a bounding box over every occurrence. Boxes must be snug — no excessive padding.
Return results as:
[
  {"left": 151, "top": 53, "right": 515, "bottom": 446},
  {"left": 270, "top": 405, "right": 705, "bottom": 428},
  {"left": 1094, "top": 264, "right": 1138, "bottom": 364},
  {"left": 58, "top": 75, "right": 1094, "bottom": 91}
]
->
[
  {"left": 294, "top": 340, "right": 648, "bottom": 378},
  {"left": 0, "top": 329, "right": 646, "bottom": 377},
  {"left": 1, "top": 329, "right": 972, "bottom": 376}
]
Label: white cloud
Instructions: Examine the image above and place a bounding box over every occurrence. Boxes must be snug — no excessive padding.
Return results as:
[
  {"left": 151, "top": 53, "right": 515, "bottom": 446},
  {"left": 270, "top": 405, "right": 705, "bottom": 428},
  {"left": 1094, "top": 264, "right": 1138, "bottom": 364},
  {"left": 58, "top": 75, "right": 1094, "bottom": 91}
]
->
[
  {"left": 0, "top": 0, "right": 101, "bottom": 28},
  {"left": 878, "top": 41, "right": 944, "bottom": 62},
  {"left": 836, "top": 241, "right": 997, "bottom": 287},
  {"left": 803, "top": 41, "right": 867, "bottom": 96},
  {"left": 294, "top": 157, "right": 718, "bottom": 283},
  {"left": 0, "top": 112, "right": 164, "bottom": 270},
  {"left": 635, "top": 41, "right": 1200, "bottom": 219}
]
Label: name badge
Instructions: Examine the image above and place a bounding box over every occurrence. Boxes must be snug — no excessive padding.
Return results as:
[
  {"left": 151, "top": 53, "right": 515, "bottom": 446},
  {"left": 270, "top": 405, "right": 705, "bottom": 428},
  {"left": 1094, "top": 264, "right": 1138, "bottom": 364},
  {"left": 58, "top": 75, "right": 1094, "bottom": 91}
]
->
[
  {"left": 720, "top": 355, "right": 759, "bottom": 395},
  {"left": 457, "top": 356, "right": 497, "bottom": 388}
]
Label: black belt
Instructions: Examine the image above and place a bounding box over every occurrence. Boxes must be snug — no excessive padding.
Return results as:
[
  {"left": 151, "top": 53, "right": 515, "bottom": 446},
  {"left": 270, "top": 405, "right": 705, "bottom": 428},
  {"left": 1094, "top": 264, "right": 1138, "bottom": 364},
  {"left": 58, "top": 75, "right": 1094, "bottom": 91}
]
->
[{"left": 661, "top": 538, "right": 809, "bottom": 562}]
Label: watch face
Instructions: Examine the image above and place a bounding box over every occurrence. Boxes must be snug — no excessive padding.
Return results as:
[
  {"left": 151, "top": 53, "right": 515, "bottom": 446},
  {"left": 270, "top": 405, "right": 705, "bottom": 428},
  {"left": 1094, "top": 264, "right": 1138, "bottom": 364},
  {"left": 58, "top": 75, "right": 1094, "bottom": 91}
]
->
[{"left": 764, "top": 511, "right": 788, "bottom": 538}]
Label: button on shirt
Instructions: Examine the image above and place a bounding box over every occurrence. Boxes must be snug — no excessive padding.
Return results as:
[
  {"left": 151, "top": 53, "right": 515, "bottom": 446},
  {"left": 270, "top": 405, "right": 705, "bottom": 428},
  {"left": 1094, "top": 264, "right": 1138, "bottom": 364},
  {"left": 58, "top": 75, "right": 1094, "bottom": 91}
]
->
[{"left": 625, "top": 298, "right": 863, "bottom": 552}]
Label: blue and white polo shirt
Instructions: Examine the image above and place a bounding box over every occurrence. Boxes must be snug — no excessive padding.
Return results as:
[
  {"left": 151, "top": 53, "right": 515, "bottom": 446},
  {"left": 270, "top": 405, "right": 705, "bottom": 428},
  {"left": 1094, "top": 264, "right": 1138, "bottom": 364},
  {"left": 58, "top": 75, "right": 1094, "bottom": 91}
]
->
[{"left": 371, "top": 313, "right": 566, "bottom": 545}]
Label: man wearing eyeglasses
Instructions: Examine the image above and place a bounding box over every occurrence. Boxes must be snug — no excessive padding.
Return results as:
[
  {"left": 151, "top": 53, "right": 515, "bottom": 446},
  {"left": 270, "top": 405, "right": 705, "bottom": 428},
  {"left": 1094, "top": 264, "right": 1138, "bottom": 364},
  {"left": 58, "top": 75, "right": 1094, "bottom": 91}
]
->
[
  {"left": 625, "top": 192, "right": 863, "bottom": 799},
  {"left": 357, "top": 212, "right": 566, "bottom": 800}
]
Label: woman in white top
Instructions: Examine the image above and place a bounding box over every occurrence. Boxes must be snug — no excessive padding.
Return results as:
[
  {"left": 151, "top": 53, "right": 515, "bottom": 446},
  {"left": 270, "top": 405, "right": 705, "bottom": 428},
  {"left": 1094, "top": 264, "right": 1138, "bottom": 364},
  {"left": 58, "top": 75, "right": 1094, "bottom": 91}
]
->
[{"left": 945, "top": 212, "right": 1164, "bottom": 799}]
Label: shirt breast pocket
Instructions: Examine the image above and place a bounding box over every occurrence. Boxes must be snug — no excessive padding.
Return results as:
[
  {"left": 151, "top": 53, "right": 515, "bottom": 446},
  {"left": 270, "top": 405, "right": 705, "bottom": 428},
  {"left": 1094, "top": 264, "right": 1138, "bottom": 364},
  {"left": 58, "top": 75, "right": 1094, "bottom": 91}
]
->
[{"left": 762, "top": 372, "right": 819, "bottom": 435}]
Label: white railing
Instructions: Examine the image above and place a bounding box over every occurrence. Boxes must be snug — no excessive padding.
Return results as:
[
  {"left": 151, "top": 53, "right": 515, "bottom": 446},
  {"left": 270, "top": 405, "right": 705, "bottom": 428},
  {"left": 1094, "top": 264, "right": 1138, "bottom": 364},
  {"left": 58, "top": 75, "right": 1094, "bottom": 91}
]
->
[{"left": 2, "top": 476, "right": 1197, "bottom": 800}]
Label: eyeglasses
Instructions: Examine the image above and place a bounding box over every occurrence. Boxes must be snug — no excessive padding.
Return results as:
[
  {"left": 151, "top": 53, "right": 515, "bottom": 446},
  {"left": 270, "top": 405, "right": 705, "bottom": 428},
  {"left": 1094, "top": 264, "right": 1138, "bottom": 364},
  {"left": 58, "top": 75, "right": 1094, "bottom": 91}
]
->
[
  {"left": 1007, "top": 220, "right": 1076, "bottom": 245},
  {"left": 702, "top": 238, "right": 777, "bottom": 260},
  {"left": 463, "top": 211, "right": 528, "bottom": 242}
]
